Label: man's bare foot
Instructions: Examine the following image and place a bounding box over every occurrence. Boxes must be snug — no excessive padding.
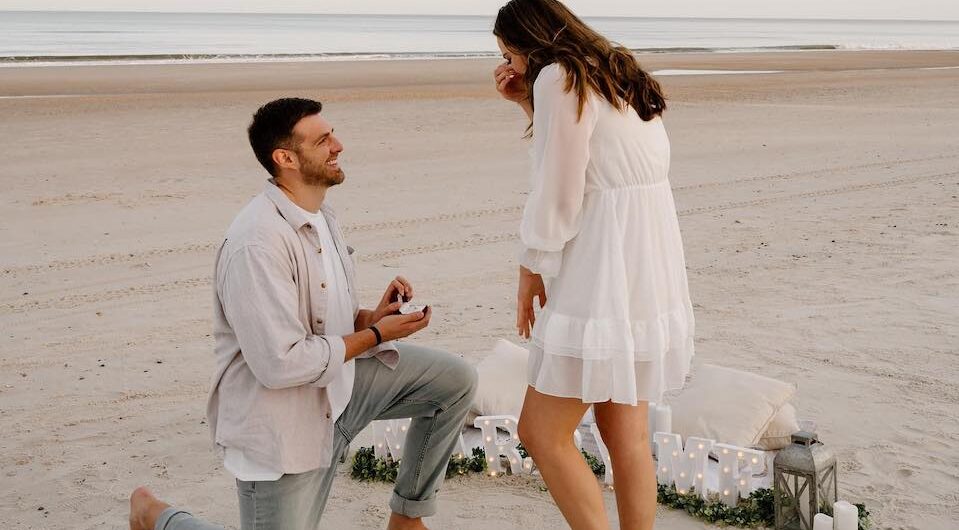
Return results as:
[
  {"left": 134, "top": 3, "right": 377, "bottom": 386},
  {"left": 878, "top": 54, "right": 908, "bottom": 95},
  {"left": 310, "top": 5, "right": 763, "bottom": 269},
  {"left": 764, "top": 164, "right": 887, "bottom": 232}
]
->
[
  {"left": 386, "top": 512, "right": 429, "bottom": 530},
  {"left": 129, "top": 486, "right": 170, "bottom": 530}
]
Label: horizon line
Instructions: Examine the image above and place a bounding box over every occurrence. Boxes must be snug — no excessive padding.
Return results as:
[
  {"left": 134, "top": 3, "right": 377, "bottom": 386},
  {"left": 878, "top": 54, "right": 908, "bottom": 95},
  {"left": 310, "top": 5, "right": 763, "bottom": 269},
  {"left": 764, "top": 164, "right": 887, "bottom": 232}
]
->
[{"left": 1, "top": 9, "right": 958, "bottom": 23}]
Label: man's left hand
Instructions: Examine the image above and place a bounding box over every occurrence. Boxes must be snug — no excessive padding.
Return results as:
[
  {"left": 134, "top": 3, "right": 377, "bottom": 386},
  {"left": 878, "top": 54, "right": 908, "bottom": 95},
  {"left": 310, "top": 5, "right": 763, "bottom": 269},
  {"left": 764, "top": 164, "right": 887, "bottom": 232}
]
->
[{"left": 371, "top": 276, "right": 414, "bottom": 323}]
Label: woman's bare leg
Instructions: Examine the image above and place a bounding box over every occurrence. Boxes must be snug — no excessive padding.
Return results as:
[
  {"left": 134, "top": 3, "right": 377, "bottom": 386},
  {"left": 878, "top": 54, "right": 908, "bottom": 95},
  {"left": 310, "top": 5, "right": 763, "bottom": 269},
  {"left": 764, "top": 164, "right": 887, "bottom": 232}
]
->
[
  {"left": 518, "top": 386, "right": 610, "bottom": 530},
  {"left": 593, "top": 401, "right": 656, "bottom": 530}
]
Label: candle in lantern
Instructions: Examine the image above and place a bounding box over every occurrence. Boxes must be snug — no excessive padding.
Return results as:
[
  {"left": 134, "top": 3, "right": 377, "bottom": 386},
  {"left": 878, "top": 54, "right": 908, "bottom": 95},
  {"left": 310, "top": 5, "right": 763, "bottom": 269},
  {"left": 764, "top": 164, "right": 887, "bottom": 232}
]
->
[
  {"left": 772, "top": 431, "right": 839, "bottom": 529},
  {"left": 834, "top": 501, "right": 858, "bottom": 530},
  {"left": 655, "top": 404, "right": 672, "bottom": 435}
]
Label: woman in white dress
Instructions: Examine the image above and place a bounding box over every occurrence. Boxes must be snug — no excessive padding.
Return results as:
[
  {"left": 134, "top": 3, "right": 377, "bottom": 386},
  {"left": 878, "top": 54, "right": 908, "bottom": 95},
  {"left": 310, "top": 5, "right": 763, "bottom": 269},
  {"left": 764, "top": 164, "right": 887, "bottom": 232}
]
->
[{"left": 493, "top": 1, "right": 695, "bottom": 528}]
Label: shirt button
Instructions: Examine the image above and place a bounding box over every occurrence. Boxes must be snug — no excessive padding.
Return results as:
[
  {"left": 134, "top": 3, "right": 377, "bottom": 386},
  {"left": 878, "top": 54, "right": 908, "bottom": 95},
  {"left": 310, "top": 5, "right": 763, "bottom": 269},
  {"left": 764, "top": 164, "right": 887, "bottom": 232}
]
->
[
  {"left": 316, "top": 318, "right": 323, "bottom": 325},
  {"left": 326, "top": 412, "right": 332, "bottom": 419},
  {"left": 321, "top": 282, "right": 327, "bottom": 289},
  {"left": 317, "top": 248, "right": 323, "bottom": 254},
  {"left": 304, "top": 224, "right": 312, "bottom": 230}
]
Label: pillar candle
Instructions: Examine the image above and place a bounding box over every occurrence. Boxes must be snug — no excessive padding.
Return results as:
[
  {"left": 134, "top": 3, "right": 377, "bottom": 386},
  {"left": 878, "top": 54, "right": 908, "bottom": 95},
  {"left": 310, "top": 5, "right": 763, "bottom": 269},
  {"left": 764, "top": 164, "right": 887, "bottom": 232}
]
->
[
  {"left": 647, "top": 402, "right": 658, "bottom": 455},
  {"left": 655, "top": 404, "right": 672, "bottom": 435},
  {"left": 834, "top": 501, "right": 859, "bottom": 530},
  {"left": 812, "top": 513, "right": 834, "bottom": 530}
]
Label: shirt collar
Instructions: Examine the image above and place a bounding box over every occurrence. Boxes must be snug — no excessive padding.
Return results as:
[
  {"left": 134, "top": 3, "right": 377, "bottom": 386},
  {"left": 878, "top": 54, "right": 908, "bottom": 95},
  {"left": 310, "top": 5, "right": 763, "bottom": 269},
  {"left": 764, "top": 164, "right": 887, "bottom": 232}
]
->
[{"left": 263, "top": 178, "right": 338, "bottom": 230}]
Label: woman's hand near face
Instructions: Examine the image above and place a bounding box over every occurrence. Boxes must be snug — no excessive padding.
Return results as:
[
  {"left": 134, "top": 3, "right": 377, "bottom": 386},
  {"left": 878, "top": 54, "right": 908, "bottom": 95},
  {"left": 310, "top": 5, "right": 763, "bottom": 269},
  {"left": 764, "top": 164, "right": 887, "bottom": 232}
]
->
[
  {"left": 494, "top": 62, "right": 528, "bottom": 103},
  {"left": 494, "top": 63, "right": 534, "bottom": 120}
]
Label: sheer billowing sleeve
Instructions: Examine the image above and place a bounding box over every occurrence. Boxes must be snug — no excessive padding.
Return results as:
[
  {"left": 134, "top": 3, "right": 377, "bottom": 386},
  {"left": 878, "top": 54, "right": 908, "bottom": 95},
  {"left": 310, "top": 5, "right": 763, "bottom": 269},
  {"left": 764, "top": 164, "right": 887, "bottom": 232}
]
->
[{"left": 518, "top": 64, "right": 597, "bottom": 278}]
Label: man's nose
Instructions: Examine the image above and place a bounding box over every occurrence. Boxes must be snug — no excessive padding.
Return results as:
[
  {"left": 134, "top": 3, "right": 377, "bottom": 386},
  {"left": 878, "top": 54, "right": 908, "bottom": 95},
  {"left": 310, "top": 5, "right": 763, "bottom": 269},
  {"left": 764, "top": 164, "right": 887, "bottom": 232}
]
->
[{"left": 330, "top": 135, "right": 344, "bottom": 153}]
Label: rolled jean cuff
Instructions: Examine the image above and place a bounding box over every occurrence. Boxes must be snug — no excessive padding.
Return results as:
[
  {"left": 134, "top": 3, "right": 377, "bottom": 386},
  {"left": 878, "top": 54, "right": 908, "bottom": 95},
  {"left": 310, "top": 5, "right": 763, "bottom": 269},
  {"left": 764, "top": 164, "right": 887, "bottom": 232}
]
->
[
  {"left": 155, "top": 508, "right": 193, "bottom": 530},
  {"left": 389, "top": 491, "right": 437, "bottom": 519}
]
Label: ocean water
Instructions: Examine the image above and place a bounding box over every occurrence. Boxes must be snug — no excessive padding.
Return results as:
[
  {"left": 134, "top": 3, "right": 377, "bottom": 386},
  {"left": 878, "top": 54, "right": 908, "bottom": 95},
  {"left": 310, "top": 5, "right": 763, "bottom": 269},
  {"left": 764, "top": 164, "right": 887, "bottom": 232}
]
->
[{"left": 1, "top": 11, "right": 958, "bottom": 65}]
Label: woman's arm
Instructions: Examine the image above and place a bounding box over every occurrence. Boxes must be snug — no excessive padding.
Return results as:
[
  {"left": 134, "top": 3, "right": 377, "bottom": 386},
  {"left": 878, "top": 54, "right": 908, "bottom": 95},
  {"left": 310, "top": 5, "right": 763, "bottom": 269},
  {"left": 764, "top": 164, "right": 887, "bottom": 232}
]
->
[
  {"left": 514, "top": 64, "right": 597, "bottom": 338},
  {"left": 518, "top": 99, "right": 533, "bottom": 120},
  {"left": 518, "top": 63, "right": 597, "bottom": 278}
]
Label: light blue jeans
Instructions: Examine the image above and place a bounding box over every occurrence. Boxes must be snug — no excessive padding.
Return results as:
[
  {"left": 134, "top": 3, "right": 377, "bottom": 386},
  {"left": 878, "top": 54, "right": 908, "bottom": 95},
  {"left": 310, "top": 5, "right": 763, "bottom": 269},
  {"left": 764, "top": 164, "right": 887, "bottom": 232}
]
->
[{"left": 154, "top": 343, "right": 477, "bottom": 530}]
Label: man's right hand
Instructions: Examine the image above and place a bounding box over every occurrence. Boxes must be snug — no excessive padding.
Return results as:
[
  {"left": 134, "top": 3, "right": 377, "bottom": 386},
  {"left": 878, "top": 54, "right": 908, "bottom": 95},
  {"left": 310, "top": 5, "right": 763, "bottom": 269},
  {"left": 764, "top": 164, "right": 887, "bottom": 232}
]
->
[{"left": 375, "top": 306, "right": 432, "bottom": 342}]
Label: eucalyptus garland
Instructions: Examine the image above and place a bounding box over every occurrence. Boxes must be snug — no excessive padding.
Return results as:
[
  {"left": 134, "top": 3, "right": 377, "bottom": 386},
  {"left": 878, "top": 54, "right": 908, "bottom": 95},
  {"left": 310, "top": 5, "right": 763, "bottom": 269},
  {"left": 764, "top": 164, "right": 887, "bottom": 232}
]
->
[
  {"left": 580, "top": 449, "right": 606, "bottom": 476},
  {"left": 658, "top": 484, "right": 774, "bottom": 527},
  {"left": 350, "top": 446, "right": 870, "bottom": 529},
  {"left": 447, "top": 446, "right": 489, "bottom": 477},
  {"left": 351, "top": 446, "right": 488, "bottom": 481},
  {"left": 657, "top": 485, "right": 870, "bottom": 529},
  {"left": 350, "top": 446, "right": 400, "bottom": 482}
]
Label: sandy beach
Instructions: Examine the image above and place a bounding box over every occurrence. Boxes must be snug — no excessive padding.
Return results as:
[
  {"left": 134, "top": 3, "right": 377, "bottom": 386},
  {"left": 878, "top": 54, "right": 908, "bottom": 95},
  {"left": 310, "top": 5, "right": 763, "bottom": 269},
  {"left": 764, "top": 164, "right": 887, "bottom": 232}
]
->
[{"left": 1, "top": 50, "right": 958, "bottom": 529}]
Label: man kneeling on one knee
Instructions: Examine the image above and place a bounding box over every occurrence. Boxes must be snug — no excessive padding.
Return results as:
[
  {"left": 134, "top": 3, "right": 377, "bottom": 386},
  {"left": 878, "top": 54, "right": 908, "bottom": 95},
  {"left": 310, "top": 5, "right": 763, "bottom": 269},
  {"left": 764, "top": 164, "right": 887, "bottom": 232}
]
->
[{"left": 132, "top": 97, "right": 477, "bottom": 530}]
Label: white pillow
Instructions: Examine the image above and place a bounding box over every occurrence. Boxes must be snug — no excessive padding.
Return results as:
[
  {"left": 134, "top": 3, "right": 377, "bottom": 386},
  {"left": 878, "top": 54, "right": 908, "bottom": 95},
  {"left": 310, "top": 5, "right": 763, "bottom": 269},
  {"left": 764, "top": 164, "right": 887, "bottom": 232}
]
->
[
  {"left": 757, "top": 403, "right": 800, "bottom": 450},
  {"left": 470, "top": 339, "right": 530, "bottom": 421},
  {"left": 668, "top": 364, "right": 796, "bottom": 448}
]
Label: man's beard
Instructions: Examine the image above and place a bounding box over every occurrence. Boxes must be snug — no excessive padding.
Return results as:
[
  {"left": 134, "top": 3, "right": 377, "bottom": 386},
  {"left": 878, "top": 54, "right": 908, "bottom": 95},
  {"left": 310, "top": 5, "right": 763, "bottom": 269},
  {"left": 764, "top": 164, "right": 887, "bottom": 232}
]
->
[{"left": 300, "top": 157, "right": 345, "bottom": 187}]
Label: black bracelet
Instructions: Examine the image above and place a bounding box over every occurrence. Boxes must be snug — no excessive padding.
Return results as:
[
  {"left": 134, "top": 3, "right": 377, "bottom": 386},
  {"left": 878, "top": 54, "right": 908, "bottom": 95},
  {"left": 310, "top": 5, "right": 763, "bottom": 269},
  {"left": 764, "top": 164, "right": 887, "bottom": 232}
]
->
[{"left": 369, "top": 325, "right": 383, "bottom": 345}]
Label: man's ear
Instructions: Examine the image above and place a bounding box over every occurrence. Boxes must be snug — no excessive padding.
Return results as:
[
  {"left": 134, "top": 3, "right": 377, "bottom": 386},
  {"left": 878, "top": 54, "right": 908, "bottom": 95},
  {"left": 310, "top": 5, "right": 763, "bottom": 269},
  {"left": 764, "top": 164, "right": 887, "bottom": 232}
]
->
[{"left": 271, "top": 148, "right": 297, "bottom": 172}]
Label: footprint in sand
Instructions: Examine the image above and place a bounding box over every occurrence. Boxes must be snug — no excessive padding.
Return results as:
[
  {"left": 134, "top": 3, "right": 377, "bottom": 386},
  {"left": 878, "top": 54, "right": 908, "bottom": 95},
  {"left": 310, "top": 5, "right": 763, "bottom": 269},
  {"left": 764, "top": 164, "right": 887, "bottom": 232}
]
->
[{"left": 897, "top": 467, "right": 915, "bottom": 478}]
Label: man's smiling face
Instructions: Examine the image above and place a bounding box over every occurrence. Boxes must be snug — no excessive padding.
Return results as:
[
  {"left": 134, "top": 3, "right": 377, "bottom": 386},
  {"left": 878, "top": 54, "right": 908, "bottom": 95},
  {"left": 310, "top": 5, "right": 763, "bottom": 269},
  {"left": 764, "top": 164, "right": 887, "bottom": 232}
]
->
[{"left": 289, "top": 113, "right": 345, "bottom": 187}]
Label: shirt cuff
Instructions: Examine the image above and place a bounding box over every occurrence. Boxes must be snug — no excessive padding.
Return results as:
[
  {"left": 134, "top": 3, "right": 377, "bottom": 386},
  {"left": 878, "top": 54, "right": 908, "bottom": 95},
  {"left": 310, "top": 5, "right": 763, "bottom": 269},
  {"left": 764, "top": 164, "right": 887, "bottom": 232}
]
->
[
  {"left": 518, "top": 247, "right": 563, "bottom": 278},
  {"left": 357, "top": 341, "right": 401, "bottom": 369},
  {"left": 310, "top": 334, "right": 347, "bottom": 388}
]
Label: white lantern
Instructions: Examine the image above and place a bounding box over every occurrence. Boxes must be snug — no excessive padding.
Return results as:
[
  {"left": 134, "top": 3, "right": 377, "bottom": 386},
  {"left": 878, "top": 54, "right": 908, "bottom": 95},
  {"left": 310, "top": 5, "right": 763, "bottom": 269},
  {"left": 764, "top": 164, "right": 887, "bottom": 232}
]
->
[{"left": 774, "top": 432, "right": 839, "bottom": 530}]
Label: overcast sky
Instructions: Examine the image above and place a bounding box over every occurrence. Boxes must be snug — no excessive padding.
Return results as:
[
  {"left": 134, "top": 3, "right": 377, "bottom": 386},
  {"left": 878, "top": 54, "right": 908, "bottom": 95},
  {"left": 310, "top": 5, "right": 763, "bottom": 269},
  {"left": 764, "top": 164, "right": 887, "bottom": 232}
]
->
[{"left": 2, "top": 0, "right": 957, "bottom": 21}]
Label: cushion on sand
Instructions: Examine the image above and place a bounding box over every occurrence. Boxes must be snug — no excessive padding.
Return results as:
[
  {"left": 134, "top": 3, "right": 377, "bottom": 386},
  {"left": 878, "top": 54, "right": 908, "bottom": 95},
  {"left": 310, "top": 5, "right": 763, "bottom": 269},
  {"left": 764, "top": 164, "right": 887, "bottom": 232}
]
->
[
  {"left": 470, "top": 339, "right": 530, "bottom": 421},
  {"left": 669, "top": 364, "right": 796, "bottom": 448},
  {"left": 757, "top": 402, "right": 801, "bottom": 450}
]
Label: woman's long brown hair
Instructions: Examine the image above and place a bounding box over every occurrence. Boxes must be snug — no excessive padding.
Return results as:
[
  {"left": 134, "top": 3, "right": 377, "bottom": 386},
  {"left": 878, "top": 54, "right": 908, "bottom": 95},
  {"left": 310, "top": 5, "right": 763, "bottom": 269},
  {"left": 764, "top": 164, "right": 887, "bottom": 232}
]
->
[{"left": 494, "top": 0, "right": 666, "bottom": 128}]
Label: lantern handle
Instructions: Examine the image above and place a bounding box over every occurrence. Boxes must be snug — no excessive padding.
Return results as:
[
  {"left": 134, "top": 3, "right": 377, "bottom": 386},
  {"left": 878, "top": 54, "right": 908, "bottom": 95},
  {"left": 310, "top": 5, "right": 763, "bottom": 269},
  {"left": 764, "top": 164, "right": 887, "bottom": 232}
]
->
[{"left": 790, "top": 431, "right": 819, "bottom": 446}]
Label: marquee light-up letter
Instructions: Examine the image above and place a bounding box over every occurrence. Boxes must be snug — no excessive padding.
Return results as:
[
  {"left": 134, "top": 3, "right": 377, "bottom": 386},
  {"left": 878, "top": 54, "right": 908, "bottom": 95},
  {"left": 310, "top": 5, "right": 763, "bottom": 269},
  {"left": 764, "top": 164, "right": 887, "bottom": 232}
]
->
[
  {"left": 714, "top": 443, "right": 765, "bottom": 507},
  {"left": 372, "top": 418, "right": 411, "bottom": 460},
  {"left": 474, "top": 415, "right": 524, "bottom": 475}
]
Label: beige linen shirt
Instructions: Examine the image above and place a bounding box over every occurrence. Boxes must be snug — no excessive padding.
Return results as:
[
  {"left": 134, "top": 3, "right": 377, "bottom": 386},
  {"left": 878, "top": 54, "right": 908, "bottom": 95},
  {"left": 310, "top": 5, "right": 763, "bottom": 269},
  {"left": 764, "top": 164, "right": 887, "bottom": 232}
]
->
[{"left": 207, "top": 179, "right": 397, "bottom": 475}]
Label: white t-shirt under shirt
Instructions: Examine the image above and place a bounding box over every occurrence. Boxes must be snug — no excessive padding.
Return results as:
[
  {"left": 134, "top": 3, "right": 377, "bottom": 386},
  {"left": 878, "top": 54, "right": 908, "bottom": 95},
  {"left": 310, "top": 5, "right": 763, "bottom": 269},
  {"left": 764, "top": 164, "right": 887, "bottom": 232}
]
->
[{"left": 224, "top": 205, "right": 356, "bottom": 482}]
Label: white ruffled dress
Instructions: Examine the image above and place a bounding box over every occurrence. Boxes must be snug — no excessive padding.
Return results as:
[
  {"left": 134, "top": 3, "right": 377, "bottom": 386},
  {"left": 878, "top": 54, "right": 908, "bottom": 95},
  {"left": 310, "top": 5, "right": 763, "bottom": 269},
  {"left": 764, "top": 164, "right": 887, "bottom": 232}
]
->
[{"left": 520, "top": 64, "right": 694, "bottom": 405}]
